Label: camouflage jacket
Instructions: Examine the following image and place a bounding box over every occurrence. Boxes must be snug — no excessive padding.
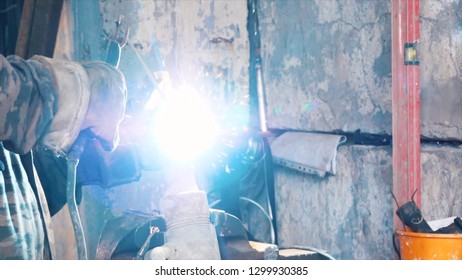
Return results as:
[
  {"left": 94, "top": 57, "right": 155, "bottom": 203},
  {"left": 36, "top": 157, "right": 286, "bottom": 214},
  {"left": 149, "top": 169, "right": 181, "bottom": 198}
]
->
[{"left": 0, "top": 55, "right": 56, "bottom": 259}]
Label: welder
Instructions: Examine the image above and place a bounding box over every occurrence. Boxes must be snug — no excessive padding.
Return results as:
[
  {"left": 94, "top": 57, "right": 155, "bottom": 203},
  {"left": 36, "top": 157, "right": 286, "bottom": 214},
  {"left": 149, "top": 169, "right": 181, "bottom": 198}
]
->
[{"left": 0, "top": 54, "right": 127, "bottom": 259}]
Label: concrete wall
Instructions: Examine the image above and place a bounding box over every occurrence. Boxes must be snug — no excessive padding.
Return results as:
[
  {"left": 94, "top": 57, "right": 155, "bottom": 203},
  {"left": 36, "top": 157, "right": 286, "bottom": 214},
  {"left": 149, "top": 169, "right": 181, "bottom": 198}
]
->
[
  {"left": 275, "top": 144, "right": 462, "bottom": 259},
  {"left": 421, "top": 145, "right": 462, "bottom": 220},
  {"left": 259, "top": 0, "right": 392, "bottom": 134},
  {"left": 420, "top": 0, "right": 462, "bottom": 140},
  {"left": 259, "top": 0, "right": 462, "bottom": 259},
  {"left": 275, "top": 145, "right": 394, "bottom": 260}
]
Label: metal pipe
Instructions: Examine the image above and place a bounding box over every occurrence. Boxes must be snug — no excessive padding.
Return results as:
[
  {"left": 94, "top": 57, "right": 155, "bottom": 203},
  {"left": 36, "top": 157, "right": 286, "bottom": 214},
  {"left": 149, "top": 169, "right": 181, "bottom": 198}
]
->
[{"left": 256, "top": 63, "right": 268, "bottom": 133}]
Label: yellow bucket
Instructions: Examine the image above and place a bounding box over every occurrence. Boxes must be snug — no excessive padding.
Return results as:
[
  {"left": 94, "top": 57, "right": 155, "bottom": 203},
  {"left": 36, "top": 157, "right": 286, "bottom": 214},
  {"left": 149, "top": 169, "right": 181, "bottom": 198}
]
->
[{"left": 395, "top": 230, "right": 462, "bottom": 260}]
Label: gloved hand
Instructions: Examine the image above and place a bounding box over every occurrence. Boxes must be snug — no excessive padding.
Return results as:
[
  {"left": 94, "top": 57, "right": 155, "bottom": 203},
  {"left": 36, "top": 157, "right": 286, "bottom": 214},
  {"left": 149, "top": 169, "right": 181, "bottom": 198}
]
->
[
  {"left": 144, "top": 191, "right": 221, "bottom": 260},
  {"left": 31, "top": 56, "right": 127, "bottom": 154}
]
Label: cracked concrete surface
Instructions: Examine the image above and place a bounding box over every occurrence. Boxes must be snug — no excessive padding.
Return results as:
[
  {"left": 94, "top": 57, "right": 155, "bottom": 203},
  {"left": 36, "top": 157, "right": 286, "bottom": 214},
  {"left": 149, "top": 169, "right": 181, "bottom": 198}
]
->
[
  {"left": 275, "top": 144, "right": 462, "bottom": 259},
  {"left": 420, "top": 0, "right": 462, "bottom": 140},
  {"left": 259, "top": 0, "right": 392, "bottom": 134},
  {"left": 275, "top": 145, "right": 395, "bottom": 260},
  {"left": 421, "top": 145, "right": 462, "bottom": 221}
]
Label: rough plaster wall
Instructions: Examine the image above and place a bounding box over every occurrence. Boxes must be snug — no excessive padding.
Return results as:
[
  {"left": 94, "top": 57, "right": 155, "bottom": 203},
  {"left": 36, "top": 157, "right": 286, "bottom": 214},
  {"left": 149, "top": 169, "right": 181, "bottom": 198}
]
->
[
  {"left": 275, "top": 145, "right": 394, "bottom": 260},
  {"left": 97, "top": 0, "right": 249, "bottom": 113},
  {"left": 73, "top": 0, "right": 106, "bottom": 61},
  {"left": 420, "top": 0, "right": 462, "bottom": 140},
  {"left": 275, "top": 144, "right": 462, "bottom": 259},
  {"left": 259, "top": 0, "right": 392, "bottom": 134},
  {"left": 171, "top": 0, "right": 249, "bottom": 101},
  {"left": 421, "top": 145, "right": 462, "bottom": 220},
  {"left": 259, "top": 0, "right": 395, "bottom": 260}
]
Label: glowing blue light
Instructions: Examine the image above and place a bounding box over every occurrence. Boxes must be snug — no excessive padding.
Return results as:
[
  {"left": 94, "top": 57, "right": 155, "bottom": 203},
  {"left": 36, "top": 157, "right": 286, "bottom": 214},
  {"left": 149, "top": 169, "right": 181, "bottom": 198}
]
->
[{"left": 153, "top": 86, "right": 218, "bottom": 162}]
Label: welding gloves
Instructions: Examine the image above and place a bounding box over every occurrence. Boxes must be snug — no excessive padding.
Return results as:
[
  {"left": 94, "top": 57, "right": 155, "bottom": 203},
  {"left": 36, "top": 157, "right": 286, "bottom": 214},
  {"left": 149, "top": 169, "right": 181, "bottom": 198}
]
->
[
  {"left": 31, "top": 55, "right": 127, "bottom": 155},
  {"left": 144, "top": 191, "right": 221, "bottom": 260}
]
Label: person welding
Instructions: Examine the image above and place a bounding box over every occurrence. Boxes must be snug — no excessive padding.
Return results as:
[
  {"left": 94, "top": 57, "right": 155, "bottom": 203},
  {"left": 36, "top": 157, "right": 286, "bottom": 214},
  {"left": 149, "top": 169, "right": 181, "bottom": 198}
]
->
[{"left": 0, "top": 54, "right": 127, "bottom": 259}]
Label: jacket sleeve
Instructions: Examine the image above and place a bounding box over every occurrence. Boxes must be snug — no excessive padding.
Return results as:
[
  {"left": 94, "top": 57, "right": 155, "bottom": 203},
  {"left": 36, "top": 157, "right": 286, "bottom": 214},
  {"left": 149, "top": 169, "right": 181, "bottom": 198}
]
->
[
  {"left": 1, "top": 54, "right": 127, "bottom": 156},
  {"left": 0, "top": 55, "right": 56, "bottom": 155}
]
